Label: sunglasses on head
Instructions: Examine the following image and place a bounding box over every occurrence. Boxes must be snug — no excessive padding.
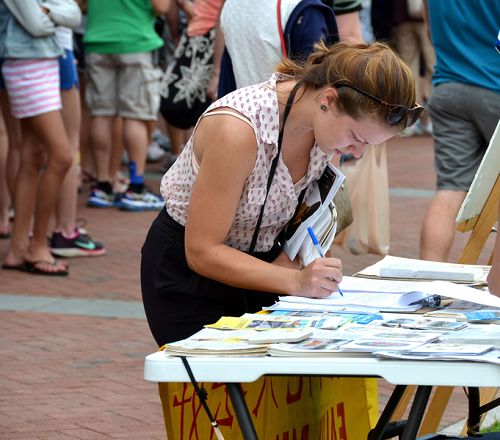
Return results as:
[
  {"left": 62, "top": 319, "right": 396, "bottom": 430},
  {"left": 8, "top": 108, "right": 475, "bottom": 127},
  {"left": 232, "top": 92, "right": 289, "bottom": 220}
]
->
[{"left": 335, "top": 83, "right": 424, "bottom": 128}]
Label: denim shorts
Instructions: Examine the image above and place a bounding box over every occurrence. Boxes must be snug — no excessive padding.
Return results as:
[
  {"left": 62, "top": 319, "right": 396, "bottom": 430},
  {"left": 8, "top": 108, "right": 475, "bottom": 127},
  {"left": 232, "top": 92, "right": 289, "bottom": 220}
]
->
[
  {"left": 59, "top": 49, "right": 79, "bottom": 90},
  {"left": 428, "top": 82, "right": 500, "bottom": 191}
]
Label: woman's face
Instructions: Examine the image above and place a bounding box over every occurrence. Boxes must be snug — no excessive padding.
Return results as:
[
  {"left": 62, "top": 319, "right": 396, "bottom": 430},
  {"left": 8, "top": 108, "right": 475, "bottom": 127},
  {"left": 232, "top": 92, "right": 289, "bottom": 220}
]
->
[{"left": 313, "top": 102, "right": 397, "bottom": 157}]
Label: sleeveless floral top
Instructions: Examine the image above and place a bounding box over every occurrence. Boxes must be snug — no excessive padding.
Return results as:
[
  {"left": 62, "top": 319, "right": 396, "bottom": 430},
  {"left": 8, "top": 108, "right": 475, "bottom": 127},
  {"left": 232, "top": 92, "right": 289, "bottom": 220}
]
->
[{"left": 160, "top": 73, "right": 332, "bottom": 252}]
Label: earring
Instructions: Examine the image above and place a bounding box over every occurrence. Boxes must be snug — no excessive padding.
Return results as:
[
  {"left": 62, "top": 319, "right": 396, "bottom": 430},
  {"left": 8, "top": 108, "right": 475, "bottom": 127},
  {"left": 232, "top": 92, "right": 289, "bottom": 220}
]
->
[{"left": 320, "top": 104, "right": 327, "bottom": 111}]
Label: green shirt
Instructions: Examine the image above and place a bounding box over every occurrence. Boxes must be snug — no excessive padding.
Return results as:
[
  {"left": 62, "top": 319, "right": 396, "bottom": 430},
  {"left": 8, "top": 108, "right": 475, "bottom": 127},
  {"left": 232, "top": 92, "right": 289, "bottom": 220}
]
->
[{"left": 84, "top": 0, "right": 163, "bottom": 54}]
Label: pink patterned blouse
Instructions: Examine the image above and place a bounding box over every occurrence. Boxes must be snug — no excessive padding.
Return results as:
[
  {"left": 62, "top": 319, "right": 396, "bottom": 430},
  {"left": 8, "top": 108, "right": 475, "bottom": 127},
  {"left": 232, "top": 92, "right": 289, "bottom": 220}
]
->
[{"left": 160, "top": 73, "right": 332, "bottom": 252}]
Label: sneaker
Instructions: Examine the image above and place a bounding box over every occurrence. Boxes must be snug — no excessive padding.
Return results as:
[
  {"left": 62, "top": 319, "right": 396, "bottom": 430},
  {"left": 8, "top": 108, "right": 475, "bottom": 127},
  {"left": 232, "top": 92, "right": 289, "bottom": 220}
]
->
[
  {"left": 147, "top": 141, "right": 166, "bottom": 163},
  {"left": 87, "top": 187, "right": 115, "bottom": 208},
  {"left": 119, "top": 189, "right": 165, "bottom": 212},
  {"left": 152, "top": 129, "right": 172, "bottom": 152},
  {"left": 50, "top": 228, "right": 106, "bottom": 257}
]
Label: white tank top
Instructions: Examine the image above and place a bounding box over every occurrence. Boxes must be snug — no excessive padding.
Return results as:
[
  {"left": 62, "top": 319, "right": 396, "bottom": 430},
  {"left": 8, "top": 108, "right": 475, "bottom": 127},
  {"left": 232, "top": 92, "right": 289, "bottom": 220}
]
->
[{"left": 220, "top": 0, "right": 303, "bottom": 88}]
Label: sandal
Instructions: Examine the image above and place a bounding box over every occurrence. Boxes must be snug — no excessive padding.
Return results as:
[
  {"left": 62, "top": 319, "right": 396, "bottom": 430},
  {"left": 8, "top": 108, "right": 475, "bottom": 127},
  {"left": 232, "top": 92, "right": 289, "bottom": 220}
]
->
[{"left": 21, "top": 259, "right": 69, "bottom": 277}]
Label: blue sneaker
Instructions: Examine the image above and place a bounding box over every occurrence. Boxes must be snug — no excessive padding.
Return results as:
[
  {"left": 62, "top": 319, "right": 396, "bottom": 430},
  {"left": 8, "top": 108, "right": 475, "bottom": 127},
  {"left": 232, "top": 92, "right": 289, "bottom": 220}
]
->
[
  {"left": 119, "top": 189, "right": 164, "bottom": 212},
  {"left": 87, "top": 187, "right": 115, "bottom": 208}
]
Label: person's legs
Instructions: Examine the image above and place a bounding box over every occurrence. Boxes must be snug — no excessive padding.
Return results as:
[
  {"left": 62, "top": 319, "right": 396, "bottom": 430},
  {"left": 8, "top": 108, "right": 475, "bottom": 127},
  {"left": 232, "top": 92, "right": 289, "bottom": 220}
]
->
[
  {"left": 0, "top": 109, "right": 9, "bottom": 237},
  {"left": 85, "top": 53, "right": 117, "bottom": 207},
  {"left": 0, "top": 91, "right": 20, "bottom": 206},
  {"left": 420, "top": 83, "right": 490, "bottom": 261},
  {"left": 56, "top": 87, "right": 80, "bottom": 234},
  {"left": 117, "top": 52, "right": 164, "bottom": 211},
  {"left": 23, "top": 112, "right": 73, "bottom": 270},
  {"left": 420, "top": 190, "right": 466, "bottom": 261}
]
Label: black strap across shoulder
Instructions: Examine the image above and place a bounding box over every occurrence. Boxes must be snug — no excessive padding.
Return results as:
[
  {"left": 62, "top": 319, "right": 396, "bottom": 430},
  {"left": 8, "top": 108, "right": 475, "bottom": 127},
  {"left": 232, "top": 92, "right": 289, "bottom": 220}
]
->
[{"left": 248, "top": 81, "right": 303, "bottom": 253}]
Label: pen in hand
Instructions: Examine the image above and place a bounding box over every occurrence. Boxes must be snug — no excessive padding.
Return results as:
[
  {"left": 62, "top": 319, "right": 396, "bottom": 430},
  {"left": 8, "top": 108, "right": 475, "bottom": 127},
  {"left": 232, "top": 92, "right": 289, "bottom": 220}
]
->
[{"left": 306, "top": 226, "right": 344, "bottom": 297}]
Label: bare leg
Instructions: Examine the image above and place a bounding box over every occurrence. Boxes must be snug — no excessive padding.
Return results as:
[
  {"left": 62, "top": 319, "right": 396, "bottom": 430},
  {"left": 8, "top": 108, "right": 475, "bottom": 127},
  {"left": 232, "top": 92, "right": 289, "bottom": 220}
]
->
[
  {"left": 419, "top": 189, "right": 466, "bottom": 261},
  {"left": 55, "top": 86, "right": 81, "bottom": 234},
  {"left": 79, "top": 81, "right": 95, "bottom": 182},
  {"left": 0, "top": 91, "right": 20, "bottom": 202},
  {"left": 109, "top": 116, "right": 125, "bottom": 187},
  {"left": 123, "top": 118, "right": 148, "bottom": 176},
  {"left": 0, "top": 110, "right": 9, "bottom": 236},
  {"left": 165, "top": 121, "right": 186, "bottom": 156},
  {"left": 7, "top": 111, "right": 73, "bottom": 271},
  {"left": 89, "top": 115, "right": 113, "bottom": 182}
]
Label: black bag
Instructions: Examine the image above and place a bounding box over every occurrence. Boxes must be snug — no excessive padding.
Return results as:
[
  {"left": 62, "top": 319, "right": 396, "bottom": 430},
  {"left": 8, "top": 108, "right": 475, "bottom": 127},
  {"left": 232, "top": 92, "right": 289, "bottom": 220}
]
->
[{"left": 159, "top": 27, "right": 216, "bottom": 129}]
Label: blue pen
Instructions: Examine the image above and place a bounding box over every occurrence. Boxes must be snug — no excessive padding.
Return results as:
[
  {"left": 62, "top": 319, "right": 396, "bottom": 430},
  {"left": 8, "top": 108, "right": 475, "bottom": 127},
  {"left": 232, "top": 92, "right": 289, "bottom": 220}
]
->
[{"left": 306, "top": 226, "right": 344, "bottom": 296}]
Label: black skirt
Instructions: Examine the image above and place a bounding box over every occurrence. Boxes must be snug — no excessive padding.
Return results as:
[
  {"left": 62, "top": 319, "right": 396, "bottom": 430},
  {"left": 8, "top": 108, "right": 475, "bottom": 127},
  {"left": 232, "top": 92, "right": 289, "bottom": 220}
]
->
[{"left": 141, "top": 208, "right": 280, "bottom": 346}]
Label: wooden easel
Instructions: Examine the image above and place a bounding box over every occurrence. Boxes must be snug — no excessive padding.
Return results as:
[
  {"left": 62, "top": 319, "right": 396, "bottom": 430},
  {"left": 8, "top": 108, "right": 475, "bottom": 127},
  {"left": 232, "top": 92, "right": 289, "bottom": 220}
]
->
[{"left": 390, "top": 175, "right": 500, "bottom": 436}]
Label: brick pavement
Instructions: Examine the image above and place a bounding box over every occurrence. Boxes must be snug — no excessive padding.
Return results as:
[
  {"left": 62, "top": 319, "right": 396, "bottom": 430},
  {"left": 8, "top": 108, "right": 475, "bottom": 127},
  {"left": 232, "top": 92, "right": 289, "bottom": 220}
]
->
[{"left": 0, "top": 134, "right": 496, "bottom": 439}]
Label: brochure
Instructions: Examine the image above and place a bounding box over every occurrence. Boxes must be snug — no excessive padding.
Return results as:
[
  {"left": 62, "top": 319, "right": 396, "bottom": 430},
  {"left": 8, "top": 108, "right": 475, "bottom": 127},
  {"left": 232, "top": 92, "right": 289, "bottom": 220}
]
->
[{"left": 283, "top": 163, "right": 344, "bottom": 265}]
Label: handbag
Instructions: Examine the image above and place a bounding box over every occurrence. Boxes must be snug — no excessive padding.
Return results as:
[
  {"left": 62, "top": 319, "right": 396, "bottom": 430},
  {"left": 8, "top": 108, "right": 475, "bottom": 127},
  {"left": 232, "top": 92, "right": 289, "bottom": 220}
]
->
[
  {"left": 159, "top": 27, "right": 216, "bottom": 129},
  {"left": 334, "top": 144, "right": 390, "bottom": 255}
]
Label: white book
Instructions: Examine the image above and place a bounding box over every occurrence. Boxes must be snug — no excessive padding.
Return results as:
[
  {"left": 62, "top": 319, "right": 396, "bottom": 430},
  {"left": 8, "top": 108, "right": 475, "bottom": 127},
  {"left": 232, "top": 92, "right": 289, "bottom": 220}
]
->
[{"left": 283, "top": 163, "right": 344, "bottom": 265}]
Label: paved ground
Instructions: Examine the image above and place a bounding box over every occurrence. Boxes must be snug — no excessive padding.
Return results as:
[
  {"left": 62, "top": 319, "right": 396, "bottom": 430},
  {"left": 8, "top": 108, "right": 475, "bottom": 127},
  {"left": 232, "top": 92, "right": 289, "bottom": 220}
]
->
[{"left": 0, "top": 134, "right": 497, "bottom": 439}]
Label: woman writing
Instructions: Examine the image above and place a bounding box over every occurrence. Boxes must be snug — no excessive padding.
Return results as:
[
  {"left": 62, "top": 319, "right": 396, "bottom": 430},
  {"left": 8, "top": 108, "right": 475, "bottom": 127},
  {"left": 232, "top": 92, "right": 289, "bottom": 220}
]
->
[{"left": 141, "top": 41, "right": 423, "bottom": 345}]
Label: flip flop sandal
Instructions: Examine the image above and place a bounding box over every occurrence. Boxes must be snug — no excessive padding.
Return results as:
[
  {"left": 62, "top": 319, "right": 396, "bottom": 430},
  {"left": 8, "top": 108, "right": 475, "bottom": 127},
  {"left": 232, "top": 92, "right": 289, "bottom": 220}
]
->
[
  {"left": 21, "top": 260, "right": 69, "bottom": 277},
  {"left": 1, "top": 262, "right": 27, "bottom": 271}
]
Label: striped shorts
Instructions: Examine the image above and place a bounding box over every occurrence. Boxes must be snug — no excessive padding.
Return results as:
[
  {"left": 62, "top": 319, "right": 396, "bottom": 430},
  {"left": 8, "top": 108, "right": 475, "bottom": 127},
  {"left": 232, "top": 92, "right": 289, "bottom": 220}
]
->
[{"left": 2, "top": 58, "right": 61, "bottom": 119}]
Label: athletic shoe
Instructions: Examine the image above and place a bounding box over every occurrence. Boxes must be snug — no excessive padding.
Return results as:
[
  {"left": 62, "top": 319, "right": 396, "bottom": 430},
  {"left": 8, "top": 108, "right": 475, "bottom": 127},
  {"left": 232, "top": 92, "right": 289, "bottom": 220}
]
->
[
  {"left": 152, "top": 128, "right": 172, "bottom": 152},
  {"left": 87, "top": 187, "right": 115, "bottom": 208},
  {"left": 147, "top": 141, "right": 166, "bottom": 162},
  {"left": 50, "top": 228, "right": 106, "bottom": 257},
  {"left": 119, "top": 189, "right": 165, "bottom": 212}
]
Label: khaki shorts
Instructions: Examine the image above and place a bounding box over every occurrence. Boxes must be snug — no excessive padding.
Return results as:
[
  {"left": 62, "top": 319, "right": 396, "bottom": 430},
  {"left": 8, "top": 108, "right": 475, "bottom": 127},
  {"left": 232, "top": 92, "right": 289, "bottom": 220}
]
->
[{"left": 85, "top": 51, "right": 161, "bottom": 120}]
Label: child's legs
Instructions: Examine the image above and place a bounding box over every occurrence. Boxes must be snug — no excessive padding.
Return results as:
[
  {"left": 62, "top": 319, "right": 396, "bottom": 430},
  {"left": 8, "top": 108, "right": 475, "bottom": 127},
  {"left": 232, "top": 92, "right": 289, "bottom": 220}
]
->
[
  {"left": 55, "top": 86, "right": 81, "bottom": 234},
  {"left": 25, "top": 111, "right": 72, "bottom": 260}
]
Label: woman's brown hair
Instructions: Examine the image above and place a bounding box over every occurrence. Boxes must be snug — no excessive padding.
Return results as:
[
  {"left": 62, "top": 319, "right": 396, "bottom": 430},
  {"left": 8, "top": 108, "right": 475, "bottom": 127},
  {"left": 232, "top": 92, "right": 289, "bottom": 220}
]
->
[{"left": 276, "top": 41, "right": 417, "bottom": 130}]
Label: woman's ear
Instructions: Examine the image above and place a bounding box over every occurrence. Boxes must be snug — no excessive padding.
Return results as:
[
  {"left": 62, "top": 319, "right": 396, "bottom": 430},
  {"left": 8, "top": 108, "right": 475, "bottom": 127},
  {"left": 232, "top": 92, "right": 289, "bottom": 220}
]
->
[{"left": 324, "top": 87, "right": 339, "bottom": 109}]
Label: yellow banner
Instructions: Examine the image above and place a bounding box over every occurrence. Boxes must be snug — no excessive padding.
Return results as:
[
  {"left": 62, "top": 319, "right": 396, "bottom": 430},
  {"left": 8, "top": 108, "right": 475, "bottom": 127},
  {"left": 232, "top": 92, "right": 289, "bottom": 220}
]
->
[{"left": 158, "top": 376, "right": 378, "bottom": 439}]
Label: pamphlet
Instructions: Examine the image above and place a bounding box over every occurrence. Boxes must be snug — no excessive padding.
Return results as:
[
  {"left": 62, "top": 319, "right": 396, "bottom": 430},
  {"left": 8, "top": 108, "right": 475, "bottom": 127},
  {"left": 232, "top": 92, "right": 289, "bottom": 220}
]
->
[{"left": 283, "top": 163, "right": 344, "bottom": 265}]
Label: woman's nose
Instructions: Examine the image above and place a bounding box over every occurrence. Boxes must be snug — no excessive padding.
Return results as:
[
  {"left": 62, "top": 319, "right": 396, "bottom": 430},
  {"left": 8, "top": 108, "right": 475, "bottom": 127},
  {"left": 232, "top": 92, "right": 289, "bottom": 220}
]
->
[{"left": 349, "top": 143, "right": 367, "bottom": 158}]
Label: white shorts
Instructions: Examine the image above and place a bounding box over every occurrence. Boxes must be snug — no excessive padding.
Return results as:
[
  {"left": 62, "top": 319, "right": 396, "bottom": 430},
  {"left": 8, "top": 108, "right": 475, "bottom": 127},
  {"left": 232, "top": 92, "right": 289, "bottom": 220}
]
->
[{"left": 2, "top": 58, "right": 61, "bottom": 119}]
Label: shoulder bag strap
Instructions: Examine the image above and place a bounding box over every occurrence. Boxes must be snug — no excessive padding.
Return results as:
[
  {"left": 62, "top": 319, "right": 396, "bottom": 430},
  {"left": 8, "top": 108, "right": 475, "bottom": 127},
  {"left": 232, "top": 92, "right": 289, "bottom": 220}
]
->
[{"left": 248, "top": 81, "right": 302, "bottom": 253}]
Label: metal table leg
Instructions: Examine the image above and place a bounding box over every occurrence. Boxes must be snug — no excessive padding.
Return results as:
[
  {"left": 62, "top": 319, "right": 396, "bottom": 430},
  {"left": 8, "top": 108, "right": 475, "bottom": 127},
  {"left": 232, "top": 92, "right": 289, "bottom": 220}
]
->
[
  {"left": 368, "top": 384, "right": 408, "bottom": 440},
  {"left": 401, "top": 385, "right": 433, "bottom": 440},
  {"left": 226, "top": 382, "right": 259, "bottom": 440}
]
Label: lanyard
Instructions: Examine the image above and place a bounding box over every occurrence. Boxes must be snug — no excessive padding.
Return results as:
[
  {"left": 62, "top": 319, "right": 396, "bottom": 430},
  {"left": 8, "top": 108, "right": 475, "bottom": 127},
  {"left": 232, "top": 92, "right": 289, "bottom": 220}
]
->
[{"left": 248, "top": 81, "right": 303, "bottom": 253}]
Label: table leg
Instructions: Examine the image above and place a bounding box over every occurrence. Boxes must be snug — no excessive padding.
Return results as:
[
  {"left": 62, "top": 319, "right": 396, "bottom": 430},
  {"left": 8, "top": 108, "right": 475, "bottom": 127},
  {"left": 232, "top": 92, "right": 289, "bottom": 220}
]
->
[
  {"left": 401, "top": 385, "right": 433, "bottom": 440},
  {"left": 368, "top": 384, "right": 408, "bottom": 440},
  {"left": 226, "top": 382, "right": 259, "bottom": 440}
]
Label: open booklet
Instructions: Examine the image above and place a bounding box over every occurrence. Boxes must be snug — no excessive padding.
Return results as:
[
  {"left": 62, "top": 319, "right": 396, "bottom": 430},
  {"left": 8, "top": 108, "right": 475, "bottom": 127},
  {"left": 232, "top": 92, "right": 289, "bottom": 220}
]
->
[{"left": 283, "top": 163, "right": 345, "bottom": 266}]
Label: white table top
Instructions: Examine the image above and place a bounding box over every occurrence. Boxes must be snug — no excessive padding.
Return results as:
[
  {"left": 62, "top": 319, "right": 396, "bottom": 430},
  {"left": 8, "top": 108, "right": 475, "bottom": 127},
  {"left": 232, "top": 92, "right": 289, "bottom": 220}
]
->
[{"left": 144, "top": 351, "right": 500, "bottom": 387}]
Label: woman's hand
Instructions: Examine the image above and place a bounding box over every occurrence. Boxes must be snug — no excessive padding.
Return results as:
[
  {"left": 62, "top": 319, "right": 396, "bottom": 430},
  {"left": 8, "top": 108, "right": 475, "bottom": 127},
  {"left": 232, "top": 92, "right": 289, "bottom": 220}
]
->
[{"left": 291, "top": 257, "right": 342, "bottom": 298}]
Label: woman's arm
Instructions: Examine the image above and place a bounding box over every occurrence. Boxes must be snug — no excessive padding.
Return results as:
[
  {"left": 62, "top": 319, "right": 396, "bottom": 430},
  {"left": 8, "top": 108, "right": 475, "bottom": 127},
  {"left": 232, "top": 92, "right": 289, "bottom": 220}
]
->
[
  {"left": 184, "top": 112, "right": 343, "bottom": 298},
  {"left": 151, "top": 0, "right": 169, "bottom": 15},
  {"left": 40, "top": 0, "right": 82, "bottom": 29},
  {"left": 3, "top": 0, "right": 56, "bottom": 37}
]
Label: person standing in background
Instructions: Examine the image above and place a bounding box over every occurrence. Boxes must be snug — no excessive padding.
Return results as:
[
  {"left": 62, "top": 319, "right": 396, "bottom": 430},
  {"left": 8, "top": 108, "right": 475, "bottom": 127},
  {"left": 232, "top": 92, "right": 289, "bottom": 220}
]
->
[
  {"left": 419, "top": 0, "right": 500, "bottom": 262},
  {"left": 83, "top": 0, "right": 168, "bottom": 212},
  {"left": 1, "top": 0, "right": 81, "bottom": 275}
]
